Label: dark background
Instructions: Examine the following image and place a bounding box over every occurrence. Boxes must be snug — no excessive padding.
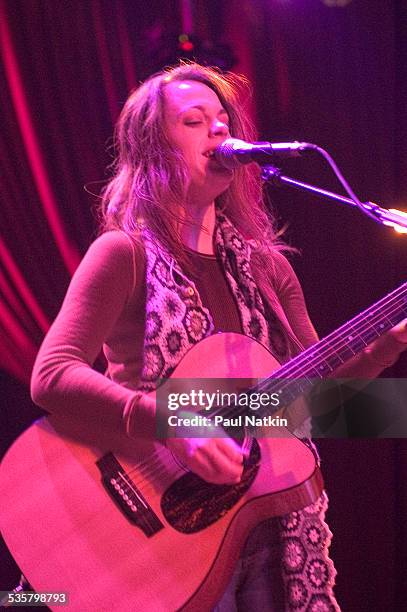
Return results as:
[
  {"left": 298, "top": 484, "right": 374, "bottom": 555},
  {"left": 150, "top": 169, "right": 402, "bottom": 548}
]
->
[{"left": 0, "top": 1, "right": 406, "bottom": 610}]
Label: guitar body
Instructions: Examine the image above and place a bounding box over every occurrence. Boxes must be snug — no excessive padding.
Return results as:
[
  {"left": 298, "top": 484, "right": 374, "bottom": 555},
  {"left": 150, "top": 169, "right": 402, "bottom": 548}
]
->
[{"left": 0, "top": 333, "right": 322, "bottom": 611}]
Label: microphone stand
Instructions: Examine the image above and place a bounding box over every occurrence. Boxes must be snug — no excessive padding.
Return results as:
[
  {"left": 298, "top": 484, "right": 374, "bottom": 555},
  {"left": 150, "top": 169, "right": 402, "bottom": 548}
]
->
[{"left": 261, "top": 165, "right": 407, "bottom": 231}]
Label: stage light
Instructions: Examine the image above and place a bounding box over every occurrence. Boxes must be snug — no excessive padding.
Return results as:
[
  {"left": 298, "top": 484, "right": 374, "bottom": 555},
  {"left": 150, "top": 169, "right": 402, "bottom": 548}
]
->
[
  {"left": 388, "top": 209, "right": 407, "bottom": 234},
  {"left": 178, "top": 34, "right": 194, "bottom": 53},
  {"left": 143, "top": 31, "right": 236, "bottom": 77}
]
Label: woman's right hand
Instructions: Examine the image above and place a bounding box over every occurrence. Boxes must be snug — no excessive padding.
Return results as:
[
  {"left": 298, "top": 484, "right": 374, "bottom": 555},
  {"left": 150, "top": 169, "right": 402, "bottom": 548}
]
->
[
  {"left": 165, "top": 432, "right": 247, "bottom": 485},
  {"left": 137, "top": 395, "right": 248, "bottom": 485}
]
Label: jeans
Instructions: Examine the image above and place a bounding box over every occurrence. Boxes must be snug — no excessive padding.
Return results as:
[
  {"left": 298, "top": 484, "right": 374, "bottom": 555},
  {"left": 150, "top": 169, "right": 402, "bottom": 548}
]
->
[
  {"left": 213, "top": 522, "right": 285, "bottom": 611},
  {"left": 213, "top": 493, "right": 341, "bottom": 612}
]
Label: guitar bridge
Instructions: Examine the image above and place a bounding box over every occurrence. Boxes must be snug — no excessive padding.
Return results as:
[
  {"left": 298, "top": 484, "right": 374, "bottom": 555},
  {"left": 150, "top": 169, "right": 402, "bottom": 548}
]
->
[{"left": 96, "top": 453, "right": 163, "bottom": 537}]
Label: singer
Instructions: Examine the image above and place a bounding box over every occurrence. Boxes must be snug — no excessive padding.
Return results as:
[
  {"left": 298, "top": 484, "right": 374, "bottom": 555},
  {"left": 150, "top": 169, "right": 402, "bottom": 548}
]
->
[{"left": 30, "top": 63, "right": 407, "bottom": 610}]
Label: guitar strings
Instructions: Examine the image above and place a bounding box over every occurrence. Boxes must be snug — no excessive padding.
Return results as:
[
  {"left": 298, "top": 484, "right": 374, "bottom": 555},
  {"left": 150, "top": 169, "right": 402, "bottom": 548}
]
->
[
  {"left": 125, "top": 289, "right": 406, "bottom": 486},
  {"left": 217, "top": 288, "right": 406, "bottom": 414},
  {"left": 123, "top": 458, "right": 185, "bottom": 493},
  {"left": 217, "top": 289, "right": 407, "bottom": 422},
  {"left": 121, "top": 288, "right": 407, "bottom": 485},
  {"left": 125, "top": 447, "right": 171, "bottom": 481},
  {"left": 123, "top": 290, "right": 406, "bottom": 484},
  {"left": 258, "top": 286, "right": 405, "bottom": 385},
  {"left": 116, "top": 468, "right": 167, "bottom": 531},
  {"left": 130, "top": 435, "right": 254, "bottom": 493},
  {"left": 268, "top": 285, "right": 407, "bottom": 381},
  {"left": 264, "top": 294, "right": 405, "bottom": 379}
]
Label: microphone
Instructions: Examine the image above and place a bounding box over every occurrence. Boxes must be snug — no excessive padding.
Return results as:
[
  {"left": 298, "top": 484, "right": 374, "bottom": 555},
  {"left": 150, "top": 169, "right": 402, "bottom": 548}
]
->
[{"left": 214, "top": 138, "right": 313, "bottom": 170}]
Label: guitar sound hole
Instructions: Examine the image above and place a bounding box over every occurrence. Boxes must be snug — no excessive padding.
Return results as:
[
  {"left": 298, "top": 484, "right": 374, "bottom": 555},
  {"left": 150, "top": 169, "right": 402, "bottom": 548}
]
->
[{"left": 161, "top": 440, "right": 261, "bottom": 534}]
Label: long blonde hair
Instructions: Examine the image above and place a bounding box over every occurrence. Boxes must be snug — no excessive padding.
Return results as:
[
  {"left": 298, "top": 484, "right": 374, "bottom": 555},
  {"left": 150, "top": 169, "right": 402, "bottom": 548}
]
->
[{"left": 100, "top": 63, "right": 291, "bottom": 299}]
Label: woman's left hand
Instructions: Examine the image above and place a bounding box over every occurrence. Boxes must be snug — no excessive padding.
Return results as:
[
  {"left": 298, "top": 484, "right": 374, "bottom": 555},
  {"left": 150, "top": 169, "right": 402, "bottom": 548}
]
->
[
  {"left": 366, "top": 318, "right": 407, "bottom": 368},
  {"left": 389, "top": 318, "right": 407, "bottom": 343}
]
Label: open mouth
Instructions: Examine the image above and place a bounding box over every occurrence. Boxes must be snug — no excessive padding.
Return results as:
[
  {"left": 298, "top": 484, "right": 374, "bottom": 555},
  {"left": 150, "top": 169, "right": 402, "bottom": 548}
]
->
[{"left": 203, "top": 150, "right": 216, "bottom": 159}]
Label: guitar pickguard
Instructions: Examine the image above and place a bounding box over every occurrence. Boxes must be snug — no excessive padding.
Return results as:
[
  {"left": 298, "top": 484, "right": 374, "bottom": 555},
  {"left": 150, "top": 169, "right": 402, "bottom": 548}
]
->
[{"left": 161, "top": 439, "right": 261, "bottom": 534}]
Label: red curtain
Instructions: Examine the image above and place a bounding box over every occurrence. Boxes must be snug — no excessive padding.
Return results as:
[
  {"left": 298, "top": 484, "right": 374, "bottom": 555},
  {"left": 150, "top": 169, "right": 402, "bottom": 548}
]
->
[
  {"left": 0, "top": 0, "right": 179, "bottom": 383},
  {"left": 0, "top": 0, "right": 259, "bottom": 384}
]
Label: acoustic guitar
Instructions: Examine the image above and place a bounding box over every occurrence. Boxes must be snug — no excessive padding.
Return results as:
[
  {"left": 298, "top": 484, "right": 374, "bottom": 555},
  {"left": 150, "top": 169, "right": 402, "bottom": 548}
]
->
[{"left": 0, "top": 283, "right": 406, "bottom": 611}]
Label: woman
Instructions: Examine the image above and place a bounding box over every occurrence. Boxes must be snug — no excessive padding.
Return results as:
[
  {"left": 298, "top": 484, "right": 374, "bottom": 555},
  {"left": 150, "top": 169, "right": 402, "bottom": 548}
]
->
[{"left": 31, "top": 63, "right": 407, "bottom": 610}]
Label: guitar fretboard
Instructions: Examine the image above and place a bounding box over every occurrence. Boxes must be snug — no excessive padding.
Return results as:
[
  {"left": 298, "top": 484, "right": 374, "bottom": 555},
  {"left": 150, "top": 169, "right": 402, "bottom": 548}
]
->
[{"left": 237, "top": 282, "right": 407, "bottom": 418}]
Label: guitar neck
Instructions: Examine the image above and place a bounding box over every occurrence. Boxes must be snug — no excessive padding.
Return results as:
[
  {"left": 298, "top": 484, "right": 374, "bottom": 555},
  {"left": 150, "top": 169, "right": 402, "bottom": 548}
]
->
[{"left": 258, "top": 282, "right": 407, "bottom": 411}]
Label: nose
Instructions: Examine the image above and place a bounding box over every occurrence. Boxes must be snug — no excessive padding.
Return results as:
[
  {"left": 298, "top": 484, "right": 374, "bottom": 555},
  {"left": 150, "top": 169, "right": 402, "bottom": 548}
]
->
[{"left": 210, "top": 118, "right": 229, "bottom": 138}]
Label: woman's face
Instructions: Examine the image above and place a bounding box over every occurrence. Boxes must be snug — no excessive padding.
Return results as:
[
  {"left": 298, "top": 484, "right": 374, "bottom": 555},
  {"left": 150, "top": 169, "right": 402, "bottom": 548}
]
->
[{"left": 163, "top": 79, "right": 234, "bottom": 208}]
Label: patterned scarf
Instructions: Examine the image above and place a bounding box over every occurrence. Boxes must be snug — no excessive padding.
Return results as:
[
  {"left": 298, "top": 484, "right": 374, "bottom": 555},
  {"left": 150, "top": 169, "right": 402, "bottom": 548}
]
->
[{"left": 138, "top": 211, "right": 290, "bottom": 391}]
